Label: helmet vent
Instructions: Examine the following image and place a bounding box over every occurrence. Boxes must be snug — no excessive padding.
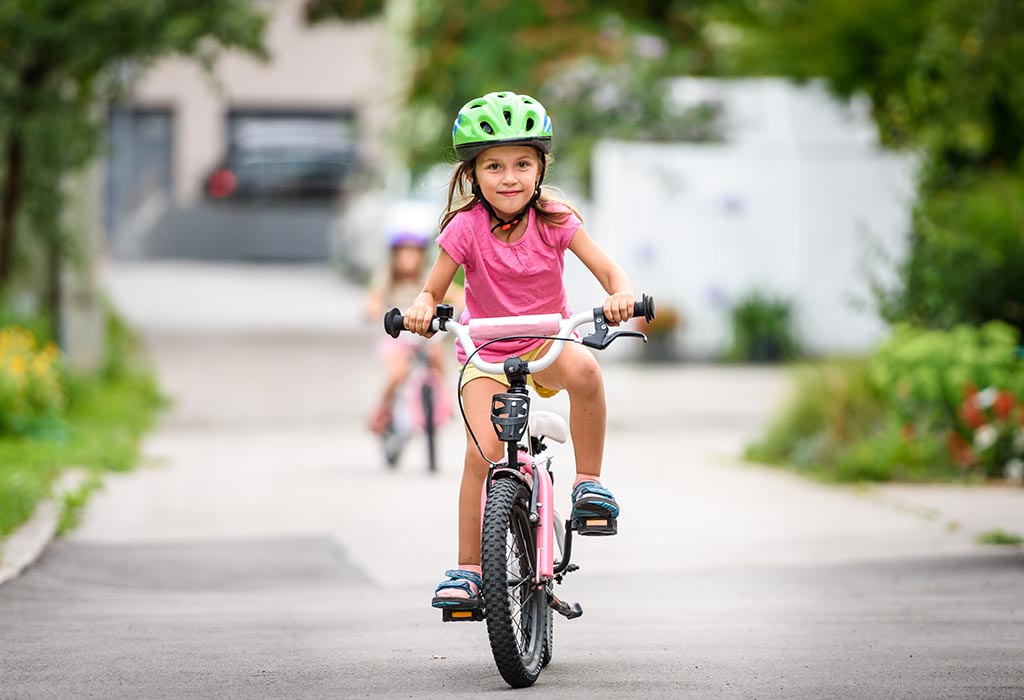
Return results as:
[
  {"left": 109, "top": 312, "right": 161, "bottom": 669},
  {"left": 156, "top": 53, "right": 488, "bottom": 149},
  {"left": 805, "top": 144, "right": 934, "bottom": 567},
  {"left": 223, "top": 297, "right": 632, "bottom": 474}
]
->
[
  {"left": 480, "top": 121, "right": 494, "bottom": 135},
  {"left": 526, "top": 118, "right": 535, "bottom": 131}
]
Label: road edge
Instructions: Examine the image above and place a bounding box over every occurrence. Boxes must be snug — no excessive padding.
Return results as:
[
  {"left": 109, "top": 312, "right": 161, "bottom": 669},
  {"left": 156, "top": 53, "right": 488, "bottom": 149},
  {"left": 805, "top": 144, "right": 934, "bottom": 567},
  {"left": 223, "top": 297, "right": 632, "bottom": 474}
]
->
[{"left": 0, "top": 469, "right": 90, "bottom": 587}]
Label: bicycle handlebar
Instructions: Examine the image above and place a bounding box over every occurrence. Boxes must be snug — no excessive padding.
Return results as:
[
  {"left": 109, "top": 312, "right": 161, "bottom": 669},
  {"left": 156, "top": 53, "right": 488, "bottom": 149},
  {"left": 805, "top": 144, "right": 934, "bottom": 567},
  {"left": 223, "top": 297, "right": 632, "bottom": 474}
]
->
[{"left": 384, "top": 294, "right": 655, "bottom": 377}]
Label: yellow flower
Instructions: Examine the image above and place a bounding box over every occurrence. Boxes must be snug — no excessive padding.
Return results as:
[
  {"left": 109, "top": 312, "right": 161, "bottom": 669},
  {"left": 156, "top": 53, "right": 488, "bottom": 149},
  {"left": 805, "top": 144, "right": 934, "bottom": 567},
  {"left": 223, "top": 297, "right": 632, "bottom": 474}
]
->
[{"left": 32, "top": 354, "right": 52, "bottom": 375}]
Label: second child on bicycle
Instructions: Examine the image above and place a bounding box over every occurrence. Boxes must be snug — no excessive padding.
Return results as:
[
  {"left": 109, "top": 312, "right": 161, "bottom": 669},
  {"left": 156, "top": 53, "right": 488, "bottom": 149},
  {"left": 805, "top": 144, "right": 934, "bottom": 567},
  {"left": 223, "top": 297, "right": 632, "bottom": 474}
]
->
[
  {"left": 365, "top": 228, "right": 450, "bottom": 436},
  {"left": 402, "top": 91, "right": 638, "bottom": 609}
]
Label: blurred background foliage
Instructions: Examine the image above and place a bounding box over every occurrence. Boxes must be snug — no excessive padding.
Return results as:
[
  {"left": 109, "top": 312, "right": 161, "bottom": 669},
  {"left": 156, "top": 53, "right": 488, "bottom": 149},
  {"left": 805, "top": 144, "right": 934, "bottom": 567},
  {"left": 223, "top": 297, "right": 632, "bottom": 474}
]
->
[
  {"left": 717, "top": 0, "right": 1024, "bottom": 481},
  {"left": 0, "top": 0, "right": 268, "bottom": 316},
  {"left": 0, "top": 0, "right": 1021, "bottom": 487},
  {"left": 0, "top": 0, "right": 262, "bottom": 536},
  {"left": 717, "top": 0, "right": 1024, "bottom": 337},
  {"left": 404, "top": 0, "right": 723, "bottom": 182},
  {"left": 400, "top": 0, "right": 1023, "bottom": 334}
]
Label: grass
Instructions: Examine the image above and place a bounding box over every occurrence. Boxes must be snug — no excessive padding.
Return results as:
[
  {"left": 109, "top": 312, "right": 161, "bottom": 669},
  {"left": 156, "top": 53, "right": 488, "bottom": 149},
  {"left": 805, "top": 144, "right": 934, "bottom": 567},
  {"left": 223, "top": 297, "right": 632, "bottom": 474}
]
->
[
  {"left": 977, "top": 529, "right": 1024, "bottom": 546},
  {"left": 0, "top": 371, "right": 164, "bottom": 537}
]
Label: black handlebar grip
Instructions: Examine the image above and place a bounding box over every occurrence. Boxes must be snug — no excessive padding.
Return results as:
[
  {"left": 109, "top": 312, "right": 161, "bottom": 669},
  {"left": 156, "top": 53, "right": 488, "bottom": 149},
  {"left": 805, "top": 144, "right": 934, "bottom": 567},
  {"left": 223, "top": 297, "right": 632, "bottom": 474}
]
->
[
  {"left": 633, "top": 294, "right": 656, "bottom": 322},
  {"left": 383, "top": 307, "right": 406, "bottom": 338}
]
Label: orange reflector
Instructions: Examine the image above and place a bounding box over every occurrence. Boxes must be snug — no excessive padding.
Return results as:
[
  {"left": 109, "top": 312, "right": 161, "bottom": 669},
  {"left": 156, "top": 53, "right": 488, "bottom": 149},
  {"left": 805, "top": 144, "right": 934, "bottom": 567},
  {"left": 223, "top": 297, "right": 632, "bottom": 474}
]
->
[
  {"left": 586, "top": 519, "right": 608, "bottom": 527},
  {"left": 451, "top": 611, "right": 473, "bottom": 619}
]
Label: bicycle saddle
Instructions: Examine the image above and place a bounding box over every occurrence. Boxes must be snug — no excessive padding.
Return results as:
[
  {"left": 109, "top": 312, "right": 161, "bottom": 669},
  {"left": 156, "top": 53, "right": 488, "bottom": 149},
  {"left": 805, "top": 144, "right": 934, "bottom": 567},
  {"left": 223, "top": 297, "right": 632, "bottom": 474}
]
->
[{"left": 529, "top": 410, "right": 568, "bottom": 444}]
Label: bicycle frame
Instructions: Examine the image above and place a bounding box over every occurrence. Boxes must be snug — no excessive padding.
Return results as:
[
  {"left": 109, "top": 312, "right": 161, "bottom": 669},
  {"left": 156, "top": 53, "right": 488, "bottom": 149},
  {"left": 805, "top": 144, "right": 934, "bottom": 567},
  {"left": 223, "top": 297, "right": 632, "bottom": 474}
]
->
[{"left": 417, "top": 301, "right": 652, "bottom": 583}]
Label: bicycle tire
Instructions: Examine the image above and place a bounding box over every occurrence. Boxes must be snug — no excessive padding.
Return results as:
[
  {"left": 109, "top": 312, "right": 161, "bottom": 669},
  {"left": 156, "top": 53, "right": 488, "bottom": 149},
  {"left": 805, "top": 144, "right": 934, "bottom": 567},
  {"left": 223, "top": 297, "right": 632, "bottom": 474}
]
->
[
  {"left": 421, "top": 381, "right": 436, "bottom": 473},
  {"left": 481, "top": 478, "right": 547, "bottom": 688},
  {"left": 381, "top": 419, "right": 402, "bottom": 468},
  {"left": 540, "top": 605, "right": 554, "bottom": 667}
]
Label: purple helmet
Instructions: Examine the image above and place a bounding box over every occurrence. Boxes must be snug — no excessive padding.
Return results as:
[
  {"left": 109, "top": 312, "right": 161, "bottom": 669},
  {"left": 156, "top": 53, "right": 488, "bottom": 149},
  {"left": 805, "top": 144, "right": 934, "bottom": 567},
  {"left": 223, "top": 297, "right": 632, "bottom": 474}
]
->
[{"left": 388, "top": 230, "right": 431, "bottom": 248}]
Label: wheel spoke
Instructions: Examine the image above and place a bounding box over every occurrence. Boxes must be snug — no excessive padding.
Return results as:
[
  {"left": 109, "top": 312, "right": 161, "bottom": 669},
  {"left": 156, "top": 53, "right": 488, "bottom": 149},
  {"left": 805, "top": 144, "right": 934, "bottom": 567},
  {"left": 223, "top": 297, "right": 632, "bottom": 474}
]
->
[{"left": 503, "top": 506, "right": 540, "bottom": 656}]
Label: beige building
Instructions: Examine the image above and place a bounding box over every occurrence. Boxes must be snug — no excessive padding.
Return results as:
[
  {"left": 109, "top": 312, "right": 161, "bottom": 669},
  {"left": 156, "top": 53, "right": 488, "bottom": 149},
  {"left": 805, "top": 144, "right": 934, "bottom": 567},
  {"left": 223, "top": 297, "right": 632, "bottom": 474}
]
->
[{"left": 108, "top": 0, "right": 397, "bottom": 239}]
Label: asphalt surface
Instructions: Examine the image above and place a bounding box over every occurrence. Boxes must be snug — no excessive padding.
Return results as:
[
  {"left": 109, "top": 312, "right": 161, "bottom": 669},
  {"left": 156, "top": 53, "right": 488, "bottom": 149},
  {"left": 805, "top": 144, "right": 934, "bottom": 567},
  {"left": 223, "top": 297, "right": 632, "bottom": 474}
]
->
[{"left": 1, "top": 261, "right": 1022, "bottom": 699}]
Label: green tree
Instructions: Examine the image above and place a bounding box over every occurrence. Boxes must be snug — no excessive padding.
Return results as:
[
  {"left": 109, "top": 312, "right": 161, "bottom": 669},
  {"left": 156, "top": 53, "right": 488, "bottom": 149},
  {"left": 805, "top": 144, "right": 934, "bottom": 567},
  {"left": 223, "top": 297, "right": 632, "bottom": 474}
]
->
[
  {"left": 714, "top": 0, "right": 1024, "bottom": 333},
  {"left": 720, "top": 0, "right": 1024, "bottom": 178},
  {"left": 0, "top": 1, "right": 267, "bottom": 319}
]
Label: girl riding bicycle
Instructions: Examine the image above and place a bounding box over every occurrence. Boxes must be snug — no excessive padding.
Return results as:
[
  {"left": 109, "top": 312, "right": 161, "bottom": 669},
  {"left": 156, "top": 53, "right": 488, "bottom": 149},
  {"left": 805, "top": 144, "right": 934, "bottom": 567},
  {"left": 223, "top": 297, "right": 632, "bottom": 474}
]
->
[
  {"left": 402, "top": 91, "right": 637, "bottom": 609},
  {"left": 365, "top": 229, "right": 450, "bottom": 436}
]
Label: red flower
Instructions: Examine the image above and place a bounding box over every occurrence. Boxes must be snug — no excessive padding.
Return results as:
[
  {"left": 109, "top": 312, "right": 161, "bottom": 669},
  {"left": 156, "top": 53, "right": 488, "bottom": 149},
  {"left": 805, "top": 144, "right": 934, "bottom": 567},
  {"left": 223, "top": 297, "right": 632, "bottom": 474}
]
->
[
  {"left": 960, "top": 401, "right": 986, "bottom": 429},
  {"left": 993, "top": 390, "right": 1016, "bottom": 420},
  {"left": 947, "top": 432, "right": 977, "bottom": 468}
]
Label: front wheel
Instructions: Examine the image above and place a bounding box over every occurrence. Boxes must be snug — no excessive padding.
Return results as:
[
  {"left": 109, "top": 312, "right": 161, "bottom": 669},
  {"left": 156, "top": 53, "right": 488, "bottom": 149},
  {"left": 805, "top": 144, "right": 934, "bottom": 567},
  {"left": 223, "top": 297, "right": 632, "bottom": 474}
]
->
[{"left": 481, "top": 478, "right": 547, "bottom": 688}]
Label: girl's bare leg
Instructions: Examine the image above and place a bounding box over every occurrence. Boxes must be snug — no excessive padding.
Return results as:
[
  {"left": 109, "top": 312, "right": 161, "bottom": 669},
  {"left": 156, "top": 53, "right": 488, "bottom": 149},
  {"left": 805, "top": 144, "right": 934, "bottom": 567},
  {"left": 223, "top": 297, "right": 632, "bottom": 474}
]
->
[
  {"left": 456, "top": 376, "right": 507, "bottom": 565},
  {"left": 371, "top": 351, "right": 412, "bottom": 432},
  {"left": 531, "top": 343, "right": 606, "bottom": 477}
]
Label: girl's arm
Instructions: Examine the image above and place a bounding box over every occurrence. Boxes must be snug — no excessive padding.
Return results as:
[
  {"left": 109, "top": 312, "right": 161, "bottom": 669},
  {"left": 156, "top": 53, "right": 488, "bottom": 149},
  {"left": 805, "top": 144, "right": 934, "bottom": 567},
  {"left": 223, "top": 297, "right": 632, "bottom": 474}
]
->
[
  {"left": 568, "top": 226, "right": 636, "bottom": 325},
  {"left": 405, "top": 249, "right": 460, "bottom": 336}
]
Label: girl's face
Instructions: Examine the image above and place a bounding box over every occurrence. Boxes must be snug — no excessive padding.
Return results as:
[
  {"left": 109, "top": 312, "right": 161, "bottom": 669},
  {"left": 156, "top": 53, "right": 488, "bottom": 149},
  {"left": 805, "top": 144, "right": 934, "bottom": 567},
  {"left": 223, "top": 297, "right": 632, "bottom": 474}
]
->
[
  {"left": 473, "top": 146, "right": 542, "bottom": 221},
  {"left": 392, "top": 245, "right": 425, "bottom": 278}
]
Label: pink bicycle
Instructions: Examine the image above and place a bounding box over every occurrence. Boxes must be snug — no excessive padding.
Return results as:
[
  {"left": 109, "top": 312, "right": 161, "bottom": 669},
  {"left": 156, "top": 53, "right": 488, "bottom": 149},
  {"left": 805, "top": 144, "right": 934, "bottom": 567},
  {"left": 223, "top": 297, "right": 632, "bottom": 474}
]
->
[
  {"left": 380, "top": 344, "right": 450, "bottom": 473},
  {"left": 385, "top": 295, "right": 655, "bottom": 688}
]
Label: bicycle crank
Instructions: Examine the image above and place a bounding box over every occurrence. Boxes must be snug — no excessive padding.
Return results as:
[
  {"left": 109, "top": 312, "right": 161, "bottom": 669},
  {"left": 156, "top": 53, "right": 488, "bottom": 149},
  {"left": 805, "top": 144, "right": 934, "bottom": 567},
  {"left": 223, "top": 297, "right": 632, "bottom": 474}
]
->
[{"left": 549, "top": 594, "right": 583, "bottom": 619}]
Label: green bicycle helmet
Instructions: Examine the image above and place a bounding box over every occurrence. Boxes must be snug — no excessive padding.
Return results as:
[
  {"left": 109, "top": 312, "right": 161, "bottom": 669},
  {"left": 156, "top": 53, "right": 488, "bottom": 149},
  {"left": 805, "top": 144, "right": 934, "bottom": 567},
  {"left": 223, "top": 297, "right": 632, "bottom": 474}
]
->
[{"left": 452, "top": 91, "right": 552, "bottom": 162}]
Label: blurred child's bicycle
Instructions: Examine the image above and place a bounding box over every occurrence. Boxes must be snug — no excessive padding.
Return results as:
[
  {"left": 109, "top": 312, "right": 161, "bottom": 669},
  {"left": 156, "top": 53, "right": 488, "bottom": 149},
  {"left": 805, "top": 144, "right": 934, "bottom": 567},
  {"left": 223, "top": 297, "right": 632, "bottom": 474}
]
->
[
  {"left": 380, "top": 343, "right": 448, "bottom": 473},
  {"left": 384, "top": 295, "right": 655, "bottom": 687}
]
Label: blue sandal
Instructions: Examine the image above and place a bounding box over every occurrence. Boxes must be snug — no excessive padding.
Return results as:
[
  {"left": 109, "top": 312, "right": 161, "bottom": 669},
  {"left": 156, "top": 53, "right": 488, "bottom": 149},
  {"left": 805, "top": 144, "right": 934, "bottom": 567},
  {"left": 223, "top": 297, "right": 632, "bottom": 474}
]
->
[
  {"left": 431, "top": 569, "right": 483, "bottom": 609},
  {"left": 571, "top": 481, "right": 620, "bottom": 519}
]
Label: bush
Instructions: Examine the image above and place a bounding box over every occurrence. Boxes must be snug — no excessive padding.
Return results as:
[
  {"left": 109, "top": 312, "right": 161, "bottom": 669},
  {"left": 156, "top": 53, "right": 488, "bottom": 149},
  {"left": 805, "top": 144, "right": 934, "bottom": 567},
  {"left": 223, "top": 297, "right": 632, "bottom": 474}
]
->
[
  {"left": 870, "top": 322, "right": 1024, "bottom": 478},
  {"left": 746, "top": 358, "right": 888, "bottom": 478},
  {"left": 728, "top": 292, "right": 800, "bottom": 362},
  {"left": 0, "top": 307, "right": 164, "bottom": 537},
  {"left": 0, "top": 326, "right": 66, "bottom": 436},
  {"left": 878, "top": 169, "right": 1024, "bottom": 335},
  {"left": 747, "top": 322, "right": 1024, "bottom": 482}
]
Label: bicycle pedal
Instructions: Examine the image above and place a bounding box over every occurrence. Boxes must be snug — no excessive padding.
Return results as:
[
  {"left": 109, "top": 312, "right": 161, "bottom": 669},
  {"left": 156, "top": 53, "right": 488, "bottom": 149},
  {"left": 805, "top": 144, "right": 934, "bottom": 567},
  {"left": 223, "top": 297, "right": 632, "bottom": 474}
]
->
[
  {"left": 549, "top": 595, "right": 583, "bottom": 620},
  {"left": 572, "top": 515, "right": 618, "bottom": 536},
  {"left": 441, "top": 605, "right": 485, "bottom": 622}
]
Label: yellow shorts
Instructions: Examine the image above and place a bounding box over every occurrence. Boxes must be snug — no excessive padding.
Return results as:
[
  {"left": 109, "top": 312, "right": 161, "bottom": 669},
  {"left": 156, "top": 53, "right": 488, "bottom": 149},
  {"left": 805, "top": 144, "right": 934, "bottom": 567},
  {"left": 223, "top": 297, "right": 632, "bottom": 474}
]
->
[{"left": 458, "top": 341, "right": 560, "bottom": 398}]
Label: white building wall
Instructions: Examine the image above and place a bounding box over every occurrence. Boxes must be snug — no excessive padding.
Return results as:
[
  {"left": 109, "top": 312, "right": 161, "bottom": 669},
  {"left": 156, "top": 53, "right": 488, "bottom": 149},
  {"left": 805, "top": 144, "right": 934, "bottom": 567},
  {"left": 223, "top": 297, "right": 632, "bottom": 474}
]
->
[
  {"left": 128, "top": 0, "right": 390, "bottom": 202},
  {"left": 587, "top": 78, "right": 917, "bottom": 357}
]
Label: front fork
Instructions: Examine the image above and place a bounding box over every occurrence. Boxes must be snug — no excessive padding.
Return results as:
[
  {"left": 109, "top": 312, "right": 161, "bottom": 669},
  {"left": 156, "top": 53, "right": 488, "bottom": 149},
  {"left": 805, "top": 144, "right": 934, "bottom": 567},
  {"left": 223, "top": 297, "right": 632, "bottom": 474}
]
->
[{"left": 483, "top": 449, "right": 556, "bottom": 582}]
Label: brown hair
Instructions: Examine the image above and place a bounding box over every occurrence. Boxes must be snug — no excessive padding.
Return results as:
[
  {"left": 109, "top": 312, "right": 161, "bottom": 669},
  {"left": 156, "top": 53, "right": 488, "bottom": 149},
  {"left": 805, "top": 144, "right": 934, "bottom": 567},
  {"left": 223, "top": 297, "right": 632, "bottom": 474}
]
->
[{"left": 438, "top": 151, "right": 582, "bottom": 236}]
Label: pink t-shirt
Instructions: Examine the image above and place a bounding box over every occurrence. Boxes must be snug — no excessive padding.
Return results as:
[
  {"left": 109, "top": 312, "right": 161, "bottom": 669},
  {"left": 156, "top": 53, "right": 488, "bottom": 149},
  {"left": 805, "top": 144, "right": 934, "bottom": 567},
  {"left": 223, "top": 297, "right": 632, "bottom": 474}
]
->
[{"left": 437, "top": 202, "right": 581, "bottom": 364}]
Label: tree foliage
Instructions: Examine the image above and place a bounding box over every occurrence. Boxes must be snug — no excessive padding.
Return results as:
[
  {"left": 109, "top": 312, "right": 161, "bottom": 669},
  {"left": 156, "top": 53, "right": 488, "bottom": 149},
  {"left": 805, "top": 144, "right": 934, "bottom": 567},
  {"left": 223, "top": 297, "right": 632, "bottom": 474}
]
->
[
  {"left": 717, "top": 0, "right": 1024, "bottom": 333},
  {"left": 304, "top": 0, "right": 385, "bottom": 24},
  {"left": 404, "top": 1, "right": 720, "bottom": 178},
  {"left": 0, "top": 0, "right": 268, "bottom": 311},
  {"left": 721, "top": 0, "right": 1024, "bottom": 178}
]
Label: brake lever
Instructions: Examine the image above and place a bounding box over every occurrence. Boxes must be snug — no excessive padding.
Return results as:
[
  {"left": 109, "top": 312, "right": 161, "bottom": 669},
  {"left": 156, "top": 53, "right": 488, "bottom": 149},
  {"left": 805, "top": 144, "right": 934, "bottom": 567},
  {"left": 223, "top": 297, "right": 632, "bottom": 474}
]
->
[{"left": 581, "top": 308, "right": 648, "bottom": 350}]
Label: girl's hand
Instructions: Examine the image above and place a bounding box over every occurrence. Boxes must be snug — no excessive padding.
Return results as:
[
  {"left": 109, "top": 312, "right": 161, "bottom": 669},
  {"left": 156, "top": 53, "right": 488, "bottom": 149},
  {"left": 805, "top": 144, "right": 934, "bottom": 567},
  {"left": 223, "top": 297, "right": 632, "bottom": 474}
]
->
[
  {"left": 405, "top": 296, "right": 436, "bottom": 336},
  {"left": 604, "top": 292, "right": 636, "bottom": 326}
]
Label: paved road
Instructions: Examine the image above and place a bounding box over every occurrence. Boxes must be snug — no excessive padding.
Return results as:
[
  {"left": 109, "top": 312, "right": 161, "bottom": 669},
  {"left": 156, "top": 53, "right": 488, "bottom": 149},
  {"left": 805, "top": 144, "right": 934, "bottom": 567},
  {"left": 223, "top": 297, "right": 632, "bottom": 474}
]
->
[{"left": 1, "top": 262, "right": 1022, "bottom": 699}]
